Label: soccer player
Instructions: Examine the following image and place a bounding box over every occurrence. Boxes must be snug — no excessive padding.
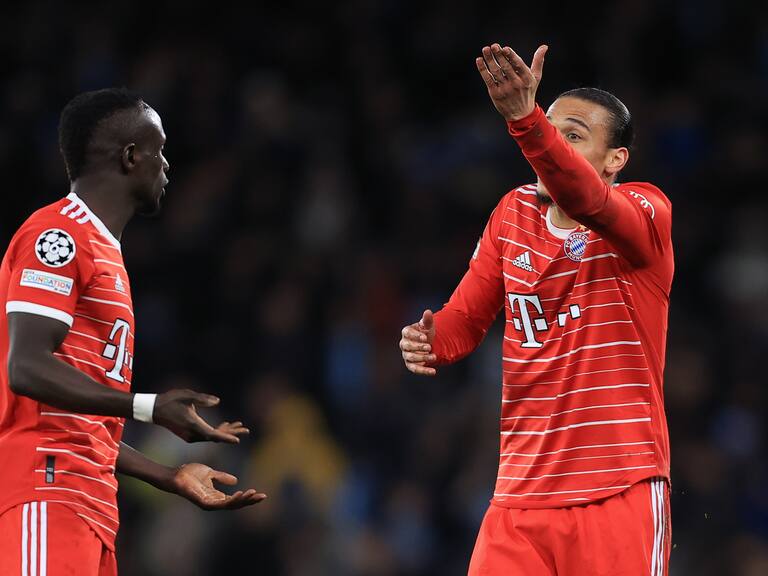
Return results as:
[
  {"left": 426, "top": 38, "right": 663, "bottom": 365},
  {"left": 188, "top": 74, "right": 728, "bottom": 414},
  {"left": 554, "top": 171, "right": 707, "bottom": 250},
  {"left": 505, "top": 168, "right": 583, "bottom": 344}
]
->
[
  {"left": 399, "top": 43, "right": 673, "bottom": 575},
  {"left": 0, "top": 89, "right": 265, "bottom": 576}
]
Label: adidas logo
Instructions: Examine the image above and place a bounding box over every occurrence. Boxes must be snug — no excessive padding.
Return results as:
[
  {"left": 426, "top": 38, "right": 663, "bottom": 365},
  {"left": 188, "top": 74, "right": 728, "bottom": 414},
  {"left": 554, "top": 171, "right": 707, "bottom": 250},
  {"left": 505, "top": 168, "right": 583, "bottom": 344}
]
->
[
  {"left": 115, "top": 273, "right": 126, "bottom": 293},
  {"left": 511, "top": 251, "right": 534, "bottom": 272}
]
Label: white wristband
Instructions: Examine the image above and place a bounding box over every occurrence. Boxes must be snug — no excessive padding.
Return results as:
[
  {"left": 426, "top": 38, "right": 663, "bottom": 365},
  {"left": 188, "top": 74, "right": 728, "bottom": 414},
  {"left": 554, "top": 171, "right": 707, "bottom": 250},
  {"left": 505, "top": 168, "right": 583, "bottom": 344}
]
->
[{"left": 132, "top": 393, "right": 157, "bottom": 423}]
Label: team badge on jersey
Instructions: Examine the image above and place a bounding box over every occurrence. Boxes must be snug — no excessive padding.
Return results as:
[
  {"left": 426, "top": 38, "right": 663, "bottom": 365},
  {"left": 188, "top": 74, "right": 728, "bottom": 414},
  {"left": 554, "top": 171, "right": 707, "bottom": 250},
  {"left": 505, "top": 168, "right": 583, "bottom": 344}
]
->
[
  {"left": 563, "top": 230, "right": 589, "bottom": 262},
  {"left": 35, "top": 229, "right": 76, "bottom": 268}
]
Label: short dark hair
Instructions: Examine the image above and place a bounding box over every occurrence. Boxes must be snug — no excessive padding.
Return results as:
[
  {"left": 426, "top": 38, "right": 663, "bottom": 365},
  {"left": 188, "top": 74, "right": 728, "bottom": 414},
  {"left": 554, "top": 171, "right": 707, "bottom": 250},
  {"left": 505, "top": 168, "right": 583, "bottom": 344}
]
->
[
  {"left": 58, "top": 88, "right": 145, "bottom": 181},
  {"left": 556, "top": 87, "right": 634, "bottom": 149}
]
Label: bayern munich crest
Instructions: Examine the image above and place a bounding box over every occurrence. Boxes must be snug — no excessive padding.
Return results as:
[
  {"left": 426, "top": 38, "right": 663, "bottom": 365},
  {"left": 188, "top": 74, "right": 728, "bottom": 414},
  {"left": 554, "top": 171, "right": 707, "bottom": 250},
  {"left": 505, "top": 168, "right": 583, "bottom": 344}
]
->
[
  {"left": 563, "top": 230, "right": 589, "bottom": 262},
  {"left": 35, "top": 228, "right": 76, "bottom": 268}
]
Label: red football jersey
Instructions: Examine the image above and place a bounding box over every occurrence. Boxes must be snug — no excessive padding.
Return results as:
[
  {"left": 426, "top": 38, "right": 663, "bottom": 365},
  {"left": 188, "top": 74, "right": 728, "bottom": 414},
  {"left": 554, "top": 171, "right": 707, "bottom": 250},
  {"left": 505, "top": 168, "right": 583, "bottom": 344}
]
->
[
  {"left": 0, "top": 193, "right": 134, "bottom": 549},
  {"left": 432, "top": 106, "right": 674, "bottom": 509}
]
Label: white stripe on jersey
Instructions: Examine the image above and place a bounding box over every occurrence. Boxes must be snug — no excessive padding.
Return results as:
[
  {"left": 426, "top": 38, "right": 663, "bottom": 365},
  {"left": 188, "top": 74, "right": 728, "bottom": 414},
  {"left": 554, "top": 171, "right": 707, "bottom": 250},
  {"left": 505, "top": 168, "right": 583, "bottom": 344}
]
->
[
  {"left": 22, "top": 503, "right": 29, "bottom": 576},
  {"left": 75, "top": 513, "right": 117, "bottom": 536},
  {"left": 504, "top": 366, "right": 649, "bottom": 387},
  {"left": 500, "top": 440, "right": 654, "bottom": 458},
  {"left": 502, "top": 383, "right": 649, "bottom": 404},
  {"left": 505, "top": 353, "right": 647, "bottom": 376},
  {"left": 499, "top": 417, "right": 651, "bottom": 436},
  {"left": 494, "top": 484, "right": 632, "bottom": 498},
  {"left": 6, "top": 301, "right": 73, "bottom": 327},
  {"left": 34, "top": 468, "right": 117, "bottom": 491},
  {"left": 40, "top": 502, "right": 47, "bottom": 576},
  {"left": 53, "top": 352, "right": 107, "bottom": 371},
  {"left": 30, "top": 502, "right": 37, "bottom": 576},
  {"left": 540, "top": 286, "right": 630, "bottom": 303},
  {"left": 501, "top": 219, "right": 560, "bottom": 247},
  {"left": 497, "top": 236, "right": 552, "bottom": 259},
  {"left": 499, "top": 451, "right": 655, "bottom": 468},
  {"left": 35, "top": 447, "right": 114, "bottom": 471},
  {"left": 89, "top": 239, "right": 120, "bottom": 250},
  {"left": 41, "top": 500, "right": 118, "bottom": 523},
  {"left": 40, "top": 412, "right": 113, "bottom": 437},
  {"left": 38, "top": 428, "right": 118, "bottom": 453},
  {"left": 515, "top": 197, "right": 541, "bottom": 211},
  {"left": 64, "top": 193, "right": 121, "bottom": 249},
  {"left": 68, "top": 330, "right": 107, "bottom": 344},
  {"left": 500, "top": 401, "right": 650, "bottom": 420},
  {"left": 498, "top": 464, "right": 656, "bottom": 481},
  {"left": 34, "top": 486, "right": 118, "bottom": 510},
  {"left": 80, "top": 296, "right": 133, "bottom": 315},
  {"left": 92, "top": 259, "right": 125, "bottom": 269},
  {"left": 503, "top": 340, "right": 642, "bottom": 364}
]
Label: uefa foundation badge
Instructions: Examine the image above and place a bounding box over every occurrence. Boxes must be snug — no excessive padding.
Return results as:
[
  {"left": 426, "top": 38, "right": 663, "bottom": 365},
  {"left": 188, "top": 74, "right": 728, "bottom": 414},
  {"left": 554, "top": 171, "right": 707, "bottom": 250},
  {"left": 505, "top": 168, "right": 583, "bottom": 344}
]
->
[{"left": 564, "top": 229, "right": 589, "bottom": 262}]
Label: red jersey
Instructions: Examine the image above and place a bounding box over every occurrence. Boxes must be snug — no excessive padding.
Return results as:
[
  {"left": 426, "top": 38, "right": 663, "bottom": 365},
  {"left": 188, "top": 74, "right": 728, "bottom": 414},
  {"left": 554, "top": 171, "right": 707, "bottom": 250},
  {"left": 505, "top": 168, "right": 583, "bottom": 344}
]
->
[
  {"left": 432, "top": 105, "right": 673, "bottom": 509},
  {"left": 0, "top": 193, "right": 134, "bottom": 549}
]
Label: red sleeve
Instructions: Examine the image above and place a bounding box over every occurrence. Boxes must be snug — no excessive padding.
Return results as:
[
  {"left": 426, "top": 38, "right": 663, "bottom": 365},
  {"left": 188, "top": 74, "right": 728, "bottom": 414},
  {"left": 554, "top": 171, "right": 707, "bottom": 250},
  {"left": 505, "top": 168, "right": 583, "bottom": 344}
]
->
[
  {"left": 431, "top": 198, "right": 506, "bottom": 365},
  {"left": 507, "top": 105, "right": 672, "bottom": 269},
  {"left": 5, "top": 220, "right": 95, "bottom": 327}
]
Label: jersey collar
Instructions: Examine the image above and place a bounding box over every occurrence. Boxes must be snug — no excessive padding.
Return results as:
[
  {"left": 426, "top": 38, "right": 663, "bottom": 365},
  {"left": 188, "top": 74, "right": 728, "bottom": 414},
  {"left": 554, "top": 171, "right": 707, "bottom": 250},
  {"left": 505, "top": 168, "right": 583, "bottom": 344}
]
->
[
  {"left": 65, "top": 192, "right": 122, "bottom": 250},
  {"left": 545, "top": 205, "right": 577, "bottom": 240}
]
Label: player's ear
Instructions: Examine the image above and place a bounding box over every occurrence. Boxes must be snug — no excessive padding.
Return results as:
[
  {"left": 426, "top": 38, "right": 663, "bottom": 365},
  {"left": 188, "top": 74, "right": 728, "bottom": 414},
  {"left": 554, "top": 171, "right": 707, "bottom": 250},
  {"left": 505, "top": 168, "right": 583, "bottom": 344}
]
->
[
  {"left": 120, "top": 143, "right": 137, "bottom": 174},
  {"left": 605, "top": 147, "right": 629, "bottom": 177}
]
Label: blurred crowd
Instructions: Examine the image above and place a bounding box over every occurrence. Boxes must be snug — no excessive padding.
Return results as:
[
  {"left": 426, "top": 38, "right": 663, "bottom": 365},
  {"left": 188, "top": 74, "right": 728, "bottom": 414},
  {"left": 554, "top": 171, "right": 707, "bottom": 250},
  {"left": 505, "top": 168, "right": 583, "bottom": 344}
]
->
[{"left": 1, "top": 1, "right": 767, "bottom": 574}]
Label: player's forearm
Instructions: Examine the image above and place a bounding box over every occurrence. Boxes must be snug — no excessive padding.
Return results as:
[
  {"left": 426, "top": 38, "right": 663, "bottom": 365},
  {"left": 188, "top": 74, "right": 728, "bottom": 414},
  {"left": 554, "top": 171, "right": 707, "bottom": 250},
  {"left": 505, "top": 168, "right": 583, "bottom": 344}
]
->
[
  {"left": 507, "top": 105, "right": 610, "bottom": 224},
  {"left": 431, "top": 306, "right": 489, "bottom": 365},
  {"left": 116, "top": 442, "right": 177, "bottom": 493},
  {"left": 8, "top": 351, "right": 133, "bottom": 418}
]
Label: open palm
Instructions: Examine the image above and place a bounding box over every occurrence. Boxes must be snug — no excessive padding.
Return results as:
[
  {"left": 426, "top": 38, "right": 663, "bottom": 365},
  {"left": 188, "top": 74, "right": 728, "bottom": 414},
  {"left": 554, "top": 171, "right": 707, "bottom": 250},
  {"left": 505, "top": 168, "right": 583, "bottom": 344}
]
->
[{"left": 172, "top": 462, "right": 266, "bottom": 511}]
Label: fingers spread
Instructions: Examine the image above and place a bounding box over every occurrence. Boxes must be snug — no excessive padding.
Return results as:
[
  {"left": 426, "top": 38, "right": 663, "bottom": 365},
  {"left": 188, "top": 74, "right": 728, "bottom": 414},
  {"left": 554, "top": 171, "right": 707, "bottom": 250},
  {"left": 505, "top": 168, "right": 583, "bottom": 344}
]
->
[{"left": 503, "top": 47, "right": 535, "bottom": 85}]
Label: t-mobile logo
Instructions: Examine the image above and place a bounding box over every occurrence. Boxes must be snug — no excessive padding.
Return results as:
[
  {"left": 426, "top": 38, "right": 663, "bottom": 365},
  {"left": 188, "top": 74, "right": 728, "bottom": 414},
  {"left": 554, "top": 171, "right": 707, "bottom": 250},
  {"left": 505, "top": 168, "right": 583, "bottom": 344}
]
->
[
  {"left": 507, "top": 293, "right": 548, "bottom": 348},
  {"left": 507, "top": 293, "right": 582, "bottom": 348}
]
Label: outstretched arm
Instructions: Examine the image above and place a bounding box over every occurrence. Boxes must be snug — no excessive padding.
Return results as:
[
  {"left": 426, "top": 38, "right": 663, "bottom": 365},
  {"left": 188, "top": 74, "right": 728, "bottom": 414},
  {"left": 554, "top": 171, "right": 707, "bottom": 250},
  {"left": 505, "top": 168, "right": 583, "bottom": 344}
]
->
[
  {"left": 7, "top": 312, "right": 247, "bottom": 444},
  {"left": 399, "top": 203, "right": 506, "bottom": 374},
  {"left": 117, "top": 442, "right": 266, "bottom": 510},
  {"left": 476, "top": 43, "right": 671, "bottom": 268}
]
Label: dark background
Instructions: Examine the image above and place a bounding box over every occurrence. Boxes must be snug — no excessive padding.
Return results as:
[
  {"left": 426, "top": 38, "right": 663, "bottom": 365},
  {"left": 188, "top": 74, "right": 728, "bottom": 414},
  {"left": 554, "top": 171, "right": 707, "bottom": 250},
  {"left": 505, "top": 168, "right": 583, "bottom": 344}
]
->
[{"left": 1, "top": 1, "right": 767, "bottom": 574}]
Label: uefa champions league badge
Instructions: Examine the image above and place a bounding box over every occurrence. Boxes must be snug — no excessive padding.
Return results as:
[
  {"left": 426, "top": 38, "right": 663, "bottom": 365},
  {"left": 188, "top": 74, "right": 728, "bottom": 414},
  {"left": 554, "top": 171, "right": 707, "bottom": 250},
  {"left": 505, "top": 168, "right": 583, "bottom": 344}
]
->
[{"left": 564, "top": 229, "right": 589, "bottom": 262}]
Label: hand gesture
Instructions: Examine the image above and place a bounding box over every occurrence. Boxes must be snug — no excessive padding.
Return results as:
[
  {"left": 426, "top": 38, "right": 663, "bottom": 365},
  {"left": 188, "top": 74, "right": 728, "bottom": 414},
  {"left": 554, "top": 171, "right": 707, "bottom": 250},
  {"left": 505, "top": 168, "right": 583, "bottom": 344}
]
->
[
  {"left": 152, "top": 389, "right": 249, "bottom": 444},
  {"left": 399, "top": 309, "right": 437, "bottom": 376},
  {"left": 476, "top": 43, "right": 548, "bottom": 122},
  {"left": 172, "top": 463, "right": 266, "bottom": 511}
]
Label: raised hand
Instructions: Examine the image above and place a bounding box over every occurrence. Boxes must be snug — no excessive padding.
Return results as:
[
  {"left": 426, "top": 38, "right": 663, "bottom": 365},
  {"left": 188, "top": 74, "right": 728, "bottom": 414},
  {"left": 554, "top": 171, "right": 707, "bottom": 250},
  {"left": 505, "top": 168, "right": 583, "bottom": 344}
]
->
[
  {"left": 152, "top": 389, "right": 249, "bottom": 444},
  {"left": 476, "top": 43, "right": 548, "bottom": 121},
  {"left": 172, "top": 463, "right": 266, "bottom": 511},
  {"left": 399, "top": 309, "right": 438, "bottom": 376}
]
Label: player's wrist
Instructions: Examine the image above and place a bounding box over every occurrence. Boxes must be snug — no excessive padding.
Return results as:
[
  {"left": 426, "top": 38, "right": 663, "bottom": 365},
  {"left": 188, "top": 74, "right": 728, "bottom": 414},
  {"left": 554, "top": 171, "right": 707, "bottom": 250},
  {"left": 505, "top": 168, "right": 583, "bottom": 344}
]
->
[{"left": 132, "top": 393, "right": 157, "bottom": 423}]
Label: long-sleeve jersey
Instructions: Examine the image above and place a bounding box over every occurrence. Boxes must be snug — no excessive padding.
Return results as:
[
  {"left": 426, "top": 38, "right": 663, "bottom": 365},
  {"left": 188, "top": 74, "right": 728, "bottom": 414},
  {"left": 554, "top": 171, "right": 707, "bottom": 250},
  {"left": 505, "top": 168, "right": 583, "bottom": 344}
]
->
[{"left": 432, "top": 105, "right": 673, "bottom": 508}]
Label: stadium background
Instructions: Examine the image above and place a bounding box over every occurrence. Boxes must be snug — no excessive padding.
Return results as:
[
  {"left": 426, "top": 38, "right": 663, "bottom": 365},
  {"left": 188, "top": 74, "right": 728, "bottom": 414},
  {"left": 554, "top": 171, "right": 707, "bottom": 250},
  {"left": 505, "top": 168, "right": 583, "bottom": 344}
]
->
[{"left": 1, "top": 1, "right": 767, "bottom": 574}]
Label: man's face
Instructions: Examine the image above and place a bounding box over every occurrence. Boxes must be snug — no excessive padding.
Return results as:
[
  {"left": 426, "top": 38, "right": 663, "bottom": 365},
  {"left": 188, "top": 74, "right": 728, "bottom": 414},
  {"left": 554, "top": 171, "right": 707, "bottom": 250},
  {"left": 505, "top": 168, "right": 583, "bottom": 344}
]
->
[
  {"left": 132, "top": 107, "right": 169, "bottom": 216},
  {"left": 537, "top": 97, "right": 625, "bottom": 201}
]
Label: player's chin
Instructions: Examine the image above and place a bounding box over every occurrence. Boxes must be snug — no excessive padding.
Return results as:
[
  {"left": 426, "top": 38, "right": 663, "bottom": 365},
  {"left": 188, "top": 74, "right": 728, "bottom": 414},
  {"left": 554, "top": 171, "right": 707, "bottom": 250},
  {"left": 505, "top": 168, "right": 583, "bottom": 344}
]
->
[{"left": 137, "top": 190, "right": 164, "bottom": 217}]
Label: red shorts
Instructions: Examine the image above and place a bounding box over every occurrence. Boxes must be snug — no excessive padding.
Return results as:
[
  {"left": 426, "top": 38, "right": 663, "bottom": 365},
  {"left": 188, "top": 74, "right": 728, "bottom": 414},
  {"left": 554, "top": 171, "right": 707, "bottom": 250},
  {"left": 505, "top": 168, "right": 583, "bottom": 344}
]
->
[
  {"left": 469, "top": 478, "right": 671, "bottom": 576},
  {"left": 0, "top": 501, "right": 117, "bottom": 576}
]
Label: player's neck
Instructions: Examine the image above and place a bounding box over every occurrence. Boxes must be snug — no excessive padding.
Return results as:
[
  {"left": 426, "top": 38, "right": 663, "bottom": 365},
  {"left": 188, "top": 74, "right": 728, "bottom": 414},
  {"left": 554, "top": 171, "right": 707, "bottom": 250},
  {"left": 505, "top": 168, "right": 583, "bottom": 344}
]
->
[
  {"left": 549, "top": 204, "right": 579, "bottom": 230},
  {"left": 69, "top": 177, "right": 135, "bottom": 241}
]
